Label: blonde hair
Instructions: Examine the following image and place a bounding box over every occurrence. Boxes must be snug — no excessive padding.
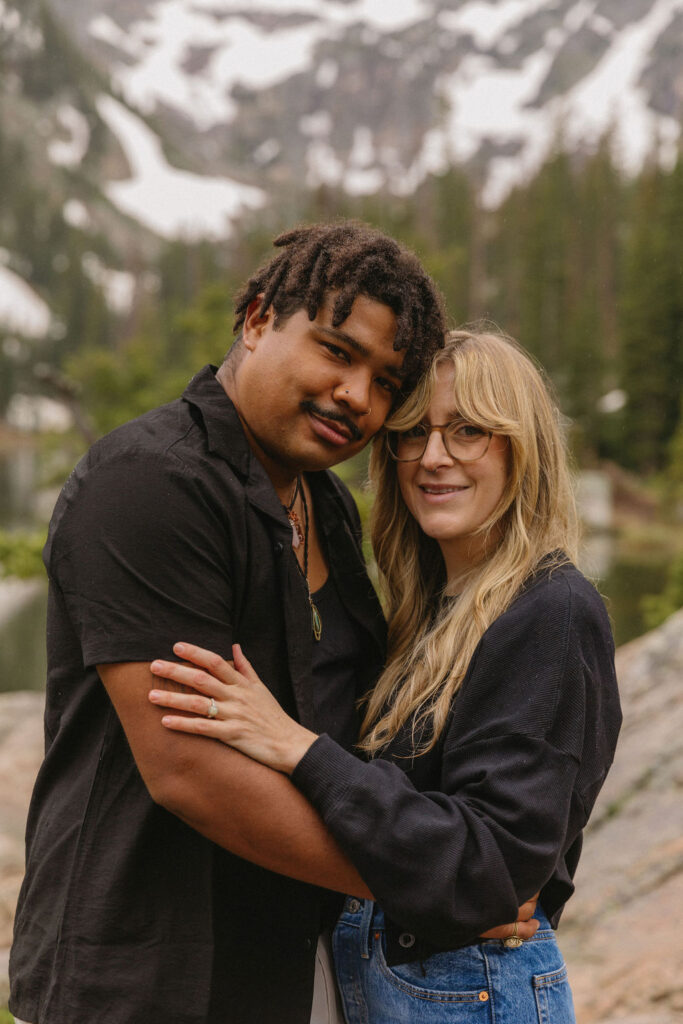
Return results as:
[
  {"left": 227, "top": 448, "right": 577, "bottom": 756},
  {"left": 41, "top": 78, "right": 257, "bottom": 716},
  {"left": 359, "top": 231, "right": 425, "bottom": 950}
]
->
[{"left": 359, "top": 327, "right": 580, "bottom": 756}]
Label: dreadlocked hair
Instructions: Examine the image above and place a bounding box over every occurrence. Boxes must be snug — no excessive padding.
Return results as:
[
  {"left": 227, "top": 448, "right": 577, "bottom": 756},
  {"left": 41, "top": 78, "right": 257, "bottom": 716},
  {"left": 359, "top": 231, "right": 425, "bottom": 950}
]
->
[{"left": 232, "top": 221, "right": 446, "bottom": 386}]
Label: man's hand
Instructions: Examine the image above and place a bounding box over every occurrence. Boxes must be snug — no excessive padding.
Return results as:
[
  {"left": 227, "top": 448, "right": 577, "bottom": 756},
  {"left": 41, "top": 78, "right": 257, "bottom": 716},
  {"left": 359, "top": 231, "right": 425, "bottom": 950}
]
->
[{"left": 478, "top": 893, "right": 540, "bottom": 941}]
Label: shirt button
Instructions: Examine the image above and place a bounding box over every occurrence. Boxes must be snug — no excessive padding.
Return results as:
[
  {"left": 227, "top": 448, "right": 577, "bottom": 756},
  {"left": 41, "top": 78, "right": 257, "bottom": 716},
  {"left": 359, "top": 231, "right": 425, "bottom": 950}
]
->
[
  {"left": 304, "top": 937, "right": 314, "bottom": 951},
  {"left": 398, "top": 932, "right": 415, "bottom": 949},
  {"left": 479, "top": 991, "right": 489, "bottom": 1002},
  {"left": 274, "top": 541, "right": 284, "bottom": 555},
  {"left": 347, "top": 898, "right": 361, "bottom": 914}
]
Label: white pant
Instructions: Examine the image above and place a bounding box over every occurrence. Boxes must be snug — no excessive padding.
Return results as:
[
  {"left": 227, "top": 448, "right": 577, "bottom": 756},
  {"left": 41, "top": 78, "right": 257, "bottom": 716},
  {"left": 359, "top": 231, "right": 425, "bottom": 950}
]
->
[{"left": 310, "top": 930, "right": 345, "bottom": 1024}]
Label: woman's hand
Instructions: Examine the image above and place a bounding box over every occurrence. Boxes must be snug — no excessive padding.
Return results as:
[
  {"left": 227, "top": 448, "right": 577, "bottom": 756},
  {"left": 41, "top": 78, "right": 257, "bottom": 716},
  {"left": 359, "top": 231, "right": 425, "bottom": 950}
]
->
[{"left": 148, "top": 642, "right": 319, "bottom": 774}]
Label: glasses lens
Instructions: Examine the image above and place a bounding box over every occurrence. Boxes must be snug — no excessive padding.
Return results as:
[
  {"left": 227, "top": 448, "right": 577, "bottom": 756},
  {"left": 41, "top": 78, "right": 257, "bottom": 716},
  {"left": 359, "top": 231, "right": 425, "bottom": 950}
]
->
[
  {"left": 444, "top": 422, "right": 490, "bottom": 461},
  {"left": 388, "top": 425, "right": 427, "bottom": 461}
]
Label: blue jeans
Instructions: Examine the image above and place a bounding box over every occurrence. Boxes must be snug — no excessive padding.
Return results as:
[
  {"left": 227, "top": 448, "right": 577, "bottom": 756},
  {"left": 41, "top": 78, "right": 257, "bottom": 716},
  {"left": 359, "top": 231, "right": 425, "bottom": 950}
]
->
[{"left": 332, "top": 899, "right": 576, "bottom": 1024}]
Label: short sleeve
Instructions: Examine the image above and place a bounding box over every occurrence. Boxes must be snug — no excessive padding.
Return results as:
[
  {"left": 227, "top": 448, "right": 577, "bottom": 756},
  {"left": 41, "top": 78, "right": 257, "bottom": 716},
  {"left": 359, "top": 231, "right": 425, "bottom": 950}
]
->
[{"left": 47, "top": 450, "right": 235, "bottom": 667}]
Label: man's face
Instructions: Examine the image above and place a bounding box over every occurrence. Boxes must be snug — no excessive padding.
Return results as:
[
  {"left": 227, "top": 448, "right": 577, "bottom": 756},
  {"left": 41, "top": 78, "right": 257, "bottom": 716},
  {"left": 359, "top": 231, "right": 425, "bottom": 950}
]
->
[{"left": 233, "top": 292, "right": 404, "bottom": 479}]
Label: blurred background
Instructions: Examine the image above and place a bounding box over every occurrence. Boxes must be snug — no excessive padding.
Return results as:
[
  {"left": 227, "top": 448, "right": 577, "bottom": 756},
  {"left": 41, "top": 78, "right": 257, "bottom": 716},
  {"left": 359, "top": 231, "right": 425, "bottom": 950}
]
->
[{"left": 0, "top": 1, "right": 682, "bottom": 1020}]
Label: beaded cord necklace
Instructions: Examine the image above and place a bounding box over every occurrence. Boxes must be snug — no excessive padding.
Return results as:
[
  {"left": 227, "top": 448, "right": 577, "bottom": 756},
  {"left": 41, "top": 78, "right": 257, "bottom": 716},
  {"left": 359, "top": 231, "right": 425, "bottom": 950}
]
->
[{"left": 283, "top": 477, "right": 322, "bottom": 642}]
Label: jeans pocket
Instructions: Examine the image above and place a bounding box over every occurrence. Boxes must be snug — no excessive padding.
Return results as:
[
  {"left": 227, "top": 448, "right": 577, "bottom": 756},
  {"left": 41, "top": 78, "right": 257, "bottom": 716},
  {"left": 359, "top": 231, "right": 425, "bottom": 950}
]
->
[
  {"left": 377, "top": 938, "right": 491, "bottom": 1006},
  {"left": 533, "top": 964, "right": 576, "bottom": 1024}
]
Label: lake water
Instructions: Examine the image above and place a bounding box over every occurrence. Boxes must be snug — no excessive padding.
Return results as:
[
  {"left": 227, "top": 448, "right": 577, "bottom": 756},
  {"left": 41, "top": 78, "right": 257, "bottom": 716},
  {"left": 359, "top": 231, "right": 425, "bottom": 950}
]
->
[{"left": 0, "top": 448, "right": 671, "bottom": 693}]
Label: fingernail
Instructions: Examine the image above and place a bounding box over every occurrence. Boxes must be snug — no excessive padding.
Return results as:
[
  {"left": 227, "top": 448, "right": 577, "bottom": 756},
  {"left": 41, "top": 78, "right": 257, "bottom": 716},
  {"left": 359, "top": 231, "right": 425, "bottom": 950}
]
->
[
  {"left": 150, "top": 661, "right": 164, "bottom": 671},
  {"left": 149, "top": 690, "right": 161, "bottom": 701},
  {"left": 174, "top": 642, "right": 186, "bottom": 654}
]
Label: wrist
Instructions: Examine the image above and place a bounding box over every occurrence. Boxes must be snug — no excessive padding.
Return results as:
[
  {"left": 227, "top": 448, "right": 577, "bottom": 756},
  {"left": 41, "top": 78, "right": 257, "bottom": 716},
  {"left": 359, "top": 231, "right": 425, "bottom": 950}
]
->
[{"left": 279, "top": 727, "right": 319, "bottom": 775}]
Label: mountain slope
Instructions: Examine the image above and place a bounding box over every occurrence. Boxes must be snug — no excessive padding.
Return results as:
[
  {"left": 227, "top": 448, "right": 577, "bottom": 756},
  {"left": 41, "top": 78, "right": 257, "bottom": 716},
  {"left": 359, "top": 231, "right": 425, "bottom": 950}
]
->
[{"left": 46, "top": 0, "right": 683, "bottom": 211}]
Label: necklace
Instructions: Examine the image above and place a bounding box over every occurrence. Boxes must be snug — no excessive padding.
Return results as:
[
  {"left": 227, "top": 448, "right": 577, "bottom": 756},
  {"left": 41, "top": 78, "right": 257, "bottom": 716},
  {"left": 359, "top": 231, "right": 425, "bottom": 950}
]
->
[
  {"left": 299, "top": 483, "right": 323, "bottom": 642},
  {"left": 284, "top": 477, "right": 304, "bottom": 549},
  {"left": 282, "top": 477, "right": 322, "bottom": 642}
]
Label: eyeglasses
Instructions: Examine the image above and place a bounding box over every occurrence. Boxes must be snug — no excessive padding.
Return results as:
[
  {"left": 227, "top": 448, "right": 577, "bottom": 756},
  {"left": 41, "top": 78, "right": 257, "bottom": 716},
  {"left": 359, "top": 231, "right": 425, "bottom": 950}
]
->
[{"left": 387, "top": 420, "right": 493, "bottom": 462}]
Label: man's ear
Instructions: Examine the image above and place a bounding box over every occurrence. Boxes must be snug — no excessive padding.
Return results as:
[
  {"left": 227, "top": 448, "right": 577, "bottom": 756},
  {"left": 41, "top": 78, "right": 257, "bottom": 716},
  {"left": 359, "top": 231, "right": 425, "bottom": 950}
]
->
[{"left": 242, "top": 295, "right": 271, "bottom": 351}]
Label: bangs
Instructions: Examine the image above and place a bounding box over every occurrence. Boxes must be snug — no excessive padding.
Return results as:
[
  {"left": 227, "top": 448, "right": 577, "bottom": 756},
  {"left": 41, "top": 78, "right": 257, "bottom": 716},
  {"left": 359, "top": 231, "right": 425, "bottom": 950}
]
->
[{"left": 448, "top": 343, "right": 521, "bottom": 437}]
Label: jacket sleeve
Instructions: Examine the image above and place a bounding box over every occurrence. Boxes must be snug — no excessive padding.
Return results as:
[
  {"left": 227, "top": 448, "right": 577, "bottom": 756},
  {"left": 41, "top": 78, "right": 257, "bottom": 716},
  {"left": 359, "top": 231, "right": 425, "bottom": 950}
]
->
[{"left": 291, "top": 570, "right": 618, "bottom": 947}]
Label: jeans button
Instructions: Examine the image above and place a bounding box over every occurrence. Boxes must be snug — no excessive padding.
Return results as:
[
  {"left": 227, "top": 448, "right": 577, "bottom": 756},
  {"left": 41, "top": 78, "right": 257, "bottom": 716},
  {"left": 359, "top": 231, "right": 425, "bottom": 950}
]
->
[
  {"left": 398, "top": 932, "right": 415, "bottom": 949},
  {"left": 274, "top": 541, "right": 284, "bottom": 555},
  {"left": 347, "top": 898, "right": 361, "bottom": 913}
]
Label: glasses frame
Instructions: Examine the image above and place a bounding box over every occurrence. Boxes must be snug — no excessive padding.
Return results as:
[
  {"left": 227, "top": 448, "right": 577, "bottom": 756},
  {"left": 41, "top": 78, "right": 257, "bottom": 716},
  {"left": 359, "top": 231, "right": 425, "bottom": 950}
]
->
[{"left": 386, "top": 420, "right": 494, "bottom": 463}]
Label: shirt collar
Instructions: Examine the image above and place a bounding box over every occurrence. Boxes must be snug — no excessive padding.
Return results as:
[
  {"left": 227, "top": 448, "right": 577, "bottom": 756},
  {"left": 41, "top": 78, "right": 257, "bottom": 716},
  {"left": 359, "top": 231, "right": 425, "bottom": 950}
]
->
[{"left": 182, "top": 364, "right": 251, "bottom": 477}]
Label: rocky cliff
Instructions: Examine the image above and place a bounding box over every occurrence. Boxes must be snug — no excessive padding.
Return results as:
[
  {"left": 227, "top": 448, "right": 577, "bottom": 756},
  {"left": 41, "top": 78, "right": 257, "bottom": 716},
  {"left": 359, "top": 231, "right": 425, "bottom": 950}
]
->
[{"left": 1, "top": 608, "right": 682, "bottom": 1019}]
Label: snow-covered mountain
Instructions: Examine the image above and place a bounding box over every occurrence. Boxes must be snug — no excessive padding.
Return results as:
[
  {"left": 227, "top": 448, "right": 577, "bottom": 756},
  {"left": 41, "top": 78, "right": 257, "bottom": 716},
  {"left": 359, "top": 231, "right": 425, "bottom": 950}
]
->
[
  {"left": 49, "top": 0, "right": 683, "bottom": 224},
  {"left": 2, "top": 0, "right": 682, "bottom": 243},
  {"left": 0, "top": 0, "right": 682, "bottom": 347}
]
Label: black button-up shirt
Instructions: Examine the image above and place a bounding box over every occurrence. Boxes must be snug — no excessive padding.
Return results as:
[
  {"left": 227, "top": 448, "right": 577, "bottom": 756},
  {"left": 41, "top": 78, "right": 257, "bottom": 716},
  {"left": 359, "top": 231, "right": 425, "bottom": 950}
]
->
[{"left": 10, "top": 366, "right": 386, "bottom": 1024}]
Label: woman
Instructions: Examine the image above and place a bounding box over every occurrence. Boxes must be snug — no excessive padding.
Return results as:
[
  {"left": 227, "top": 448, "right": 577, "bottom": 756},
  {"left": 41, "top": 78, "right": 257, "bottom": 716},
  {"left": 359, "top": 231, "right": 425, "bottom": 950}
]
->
[{"left": 148, "top": 329, "right": 621, "bottom": 1023}]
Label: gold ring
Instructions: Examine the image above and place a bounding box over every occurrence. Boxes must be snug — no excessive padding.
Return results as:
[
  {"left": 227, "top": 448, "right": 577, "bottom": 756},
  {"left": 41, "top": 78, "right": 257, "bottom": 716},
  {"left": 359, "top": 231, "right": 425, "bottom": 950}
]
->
[{"left": 503, "top": 921, "right": 523, "bottom": 949}]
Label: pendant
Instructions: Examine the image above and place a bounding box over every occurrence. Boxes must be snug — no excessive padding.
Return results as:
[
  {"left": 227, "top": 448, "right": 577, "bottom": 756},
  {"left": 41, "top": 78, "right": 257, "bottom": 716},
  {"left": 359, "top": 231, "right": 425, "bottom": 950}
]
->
[
  {"left": 287, "top": 510, "right": 304, "bottom": 549},
  {"left": 311, "top": 600, "right": 322, "bottom": 642}
]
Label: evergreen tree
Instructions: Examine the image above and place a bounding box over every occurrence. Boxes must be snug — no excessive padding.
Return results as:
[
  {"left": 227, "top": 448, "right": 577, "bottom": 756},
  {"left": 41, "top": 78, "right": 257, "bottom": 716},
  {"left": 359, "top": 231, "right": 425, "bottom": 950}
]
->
[{"left": 619, "top": 157, "right": 683, "bottom": 471}]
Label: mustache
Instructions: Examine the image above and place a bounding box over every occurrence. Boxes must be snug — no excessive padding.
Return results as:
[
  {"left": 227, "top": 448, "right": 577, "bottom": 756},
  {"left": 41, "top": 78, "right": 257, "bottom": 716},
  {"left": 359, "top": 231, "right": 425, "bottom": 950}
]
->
[{"left": 301, "top": 400, "right": 363, "bottom": 443}]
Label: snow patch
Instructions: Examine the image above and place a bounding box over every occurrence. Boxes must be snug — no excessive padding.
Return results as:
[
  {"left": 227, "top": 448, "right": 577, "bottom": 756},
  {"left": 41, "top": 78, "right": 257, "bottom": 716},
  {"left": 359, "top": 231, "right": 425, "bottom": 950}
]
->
[
  {"left": 299, "top": 110, "right": 333, "bottom": 137},
  {"left": 96, "top": 95, "right": 265, "bottom": 240},
  {"left": 48, "top": 105, "right": 90, "bottom": 168},
  {"left": 305, "top": 140, "right": 344, "bottom": 189},
  {"left": 63, "top": 199, "right": 92, "bottom": 230},
  {"left": 81, "top": 254, "right": 136, "bottom": 316},
  {"left": 252, "top": 138, "right": 281, "bottom": 165},
  {"left": 6, "top": 394, "right": 73, "bottom": 433},
  {"left": 438, "top": 0, "right": 550, "bottom": 50},
  {"left": 316, "top": 59, "right": 338, "bottom": 89},
  {"left": 348, "top": 126, "right": 375, "bottom": 168},
  {"left": 0, "top": 266, "right": 51, "bottom": 338}
]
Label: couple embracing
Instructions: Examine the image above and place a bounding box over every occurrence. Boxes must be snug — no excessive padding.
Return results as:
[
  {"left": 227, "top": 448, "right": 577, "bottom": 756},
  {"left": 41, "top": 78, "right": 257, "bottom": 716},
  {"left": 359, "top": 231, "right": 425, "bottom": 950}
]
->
[{"left": 10, "top": 222, "right": 621, "bottom": 1024}]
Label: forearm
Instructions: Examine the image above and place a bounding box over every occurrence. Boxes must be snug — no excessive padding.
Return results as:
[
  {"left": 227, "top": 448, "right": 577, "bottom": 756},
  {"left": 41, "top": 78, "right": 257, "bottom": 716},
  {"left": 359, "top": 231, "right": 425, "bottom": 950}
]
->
[
  {"left": 156, "top": 742, "right": 371, "bottom": 896},
  {"left": 98, "top": 661, "right": 371, "bottom": 897}
]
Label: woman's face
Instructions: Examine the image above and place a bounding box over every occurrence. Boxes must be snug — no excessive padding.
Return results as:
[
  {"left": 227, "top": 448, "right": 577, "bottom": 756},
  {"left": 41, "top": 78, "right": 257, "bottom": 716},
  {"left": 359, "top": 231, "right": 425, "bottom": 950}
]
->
[{"left": 396, "top": 362, "right": 510, "bottom": 579}]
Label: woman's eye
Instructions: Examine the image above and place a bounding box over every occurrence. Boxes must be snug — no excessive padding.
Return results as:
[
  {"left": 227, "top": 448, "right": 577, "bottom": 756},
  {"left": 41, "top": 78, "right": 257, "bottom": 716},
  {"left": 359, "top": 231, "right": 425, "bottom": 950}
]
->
[
  {"left": 455, "top": 422, "right": 485, "bottom": 438},
  {"left": 403, "top": 425, "right": 427, "bottom": 440}
]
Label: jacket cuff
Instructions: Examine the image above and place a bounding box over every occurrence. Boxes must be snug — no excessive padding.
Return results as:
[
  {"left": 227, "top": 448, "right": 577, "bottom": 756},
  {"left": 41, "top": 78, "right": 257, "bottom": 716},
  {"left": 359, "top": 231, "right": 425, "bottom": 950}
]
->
[{"left": 291, "top": 733, "right": 364, "bottom": 816}]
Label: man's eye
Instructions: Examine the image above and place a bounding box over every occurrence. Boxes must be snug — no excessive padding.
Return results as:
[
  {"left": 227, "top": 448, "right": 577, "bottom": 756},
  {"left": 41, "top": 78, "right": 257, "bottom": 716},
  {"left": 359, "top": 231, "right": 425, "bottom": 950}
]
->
[
  {"left": 376, "top": 377, "right": 399, "bottom": 395},
  {"left": 322, "top": 342, "right": 349, "bottom": 362}
]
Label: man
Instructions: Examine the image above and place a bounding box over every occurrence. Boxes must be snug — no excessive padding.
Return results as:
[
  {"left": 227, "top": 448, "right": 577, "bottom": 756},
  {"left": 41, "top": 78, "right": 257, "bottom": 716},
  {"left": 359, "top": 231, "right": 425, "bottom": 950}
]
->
[{"left": 9, "top": 222, "right": 447, "bottom": 1024}]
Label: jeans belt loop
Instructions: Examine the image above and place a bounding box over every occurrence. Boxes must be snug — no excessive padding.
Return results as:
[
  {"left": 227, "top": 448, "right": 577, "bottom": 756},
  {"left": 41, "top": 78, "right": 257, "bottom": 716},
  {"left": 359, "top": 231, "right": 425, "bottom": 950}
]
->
[{"left": 359, "top": 898, "right": 375, "bottom": 960}]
